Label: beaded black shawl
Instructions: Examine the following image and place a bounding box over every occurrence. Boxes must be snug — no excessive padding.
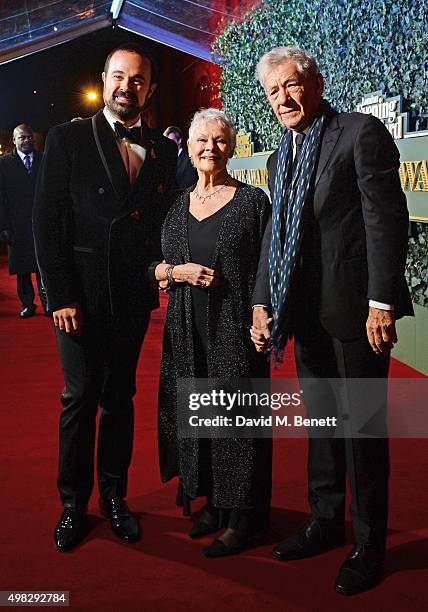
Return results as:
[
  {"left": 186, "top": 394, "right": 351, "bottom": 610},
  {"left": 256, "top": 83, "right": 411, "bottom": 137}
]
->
[{"left": 158, "top": 182, "right": 272, "bottom": 507}]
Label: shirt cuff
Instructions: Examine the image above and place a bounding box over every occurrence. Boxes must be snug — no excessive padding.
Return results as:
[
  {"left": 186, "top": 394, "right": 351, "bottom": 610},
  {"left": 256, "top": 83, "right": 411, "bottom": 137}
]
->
[
  {"left": 369, "top": 300, "right": 394, "bottom": 311},
  {"left": 147, "top": 261, "right": 161, "bottom": 284},
  {"left": 252, "top": 304, "right": 269, "bottom": 309}
]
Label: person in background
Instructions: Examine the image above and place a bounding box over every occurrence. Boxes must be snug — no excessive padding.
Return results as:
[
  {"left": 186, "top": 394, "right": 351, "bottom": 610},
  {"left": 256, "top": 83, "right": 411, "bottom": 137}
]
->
[
  {"left": 155, "top": 108, "right": 272, "bottom": 557},
  {"left": 0, "top": 124, "right": 47, "bottom": 317},
  {"left": 164, "top": 125, "right": 198, "bottom": 188},
  {"left": 251, "top": 46, "right": 413, "bottom": 595}
]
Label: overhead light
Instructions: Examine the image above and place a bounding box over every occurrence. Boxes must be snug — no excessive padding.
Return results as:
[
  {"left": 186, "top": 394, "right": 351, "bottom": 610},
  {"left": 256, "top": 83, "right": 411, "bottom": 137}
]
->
[{"left": 110, "top": 0, "right": 125, "bottom": 20}]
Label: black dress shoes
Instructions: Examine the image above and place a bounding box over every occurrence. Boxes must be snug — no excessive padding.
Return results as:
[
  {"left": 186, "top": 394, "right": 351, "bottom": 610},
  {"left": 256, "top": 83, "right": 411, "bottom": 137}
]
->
[
  {"left": 188, "top": 505, "right": 226, "bottom": 539},
  {"left": 100, "top": 498, "right": 141, "bottom": 543},
  {"left": 202, "top": 527, "right": 260, "bottom": 558},
  {"left": 335, "top": 543, "right": 383, "bottom": 596},
  {"left": 272, "top": 517, "right": 346, "bottom": 560},
  {"left": 54, "top": 507, "right": 89, "bottom": 552},
  {"left": 19, "top": 305, "right": 36, "bottom": 318},
  {"left": 202, "top": 508, "right": 266, "bottom": 558}
]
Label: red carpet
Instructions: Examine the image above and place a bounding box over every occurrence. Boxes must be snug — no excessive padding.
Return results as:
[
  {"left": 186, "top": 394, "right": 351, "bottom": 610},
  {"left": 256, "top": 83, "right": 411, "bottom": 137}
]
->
[{"left": 1, "top": 255, "right": 427, "bottom": 611}]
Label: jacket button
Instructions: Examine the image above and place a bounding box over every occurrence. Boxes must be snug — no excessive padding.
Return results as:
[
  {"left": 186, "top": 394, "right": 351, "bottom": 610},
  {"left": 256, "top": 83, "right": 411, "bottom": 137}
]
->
[{"left": 98, "top": 187, "right": 105, "bottom": 194}]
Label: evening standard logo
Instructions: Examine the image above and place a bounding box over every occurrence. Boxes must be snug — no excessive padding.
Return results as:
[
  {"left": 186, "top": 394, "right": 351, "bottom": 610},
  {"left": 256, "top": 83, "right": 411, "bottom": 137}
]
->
[
  {"left": 399, "top": 160, "right": 428, "bottom": 192},
  {"left": 356, "top": 90, "right": 408, "bottom": 139},
  {"left": 234, "top": 131, "right": 253, "bottom": 157}
]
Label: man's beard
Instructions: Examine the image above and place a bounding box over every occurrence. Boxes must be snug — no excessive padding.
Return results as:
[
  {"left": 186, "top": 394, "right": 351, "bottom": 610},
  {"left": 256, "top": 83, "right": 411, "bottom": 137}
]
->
[
  {"left": 106, "top": 90, "right": 143, "bottom": 121},
  {"left": 20, "top": 144, "right": 33, "bottom": 154}
]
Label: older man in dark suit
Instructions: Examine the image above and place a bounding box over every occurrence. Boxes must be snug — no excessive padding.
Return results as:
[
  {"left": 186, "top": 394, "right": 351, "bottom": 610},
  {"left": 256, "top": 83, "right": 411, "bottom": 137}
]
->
[
  {"left": 251, "top": 47, "right": 413, "bottom": 595},
  {"left": 33, "top": 43, "right": 176, "bottom": 552},
  {"left": 0, "top": 124, "right": 47, "bottom": 316}
]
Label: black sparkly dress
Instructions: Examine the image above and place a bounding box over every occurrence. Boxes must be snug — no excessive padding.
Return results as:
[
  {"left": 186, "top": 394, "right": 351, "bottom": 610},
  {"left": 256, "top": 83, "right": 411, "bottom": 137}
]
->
[
  {"left": 158, "top": 182, "right": 272, "bottom": 513},
  {"left": 188, "top": 201, "right": 233, "bottom": 376}
]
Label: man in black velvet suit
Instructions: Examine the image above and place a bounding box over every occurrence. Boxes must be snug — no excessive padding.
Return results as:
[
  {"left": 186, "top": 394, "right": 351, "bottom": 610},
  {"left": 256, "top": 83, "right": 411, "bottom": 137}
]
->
[
  {"left": 251, "top": 47, "right": 413, "bottom": 595},
  {"left": 0, "top": 125, "right": 47, "bottom": 317},
  {"left": 163, "top": 125, "right": 198, "bottom": 188},
  {"left": 33, "top": 43, "right": 176, "bottom": 552}
]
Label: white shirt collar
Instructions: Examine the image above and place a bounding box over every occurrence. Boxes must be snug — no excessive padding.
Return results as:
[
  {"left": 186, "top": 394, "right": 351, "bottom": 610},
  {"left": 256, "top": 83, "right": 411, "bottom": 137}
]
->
[
  {"left": 16, "top": 149, "right": 33, "bottom": 162},
  {"left": 292, "top": 122, "right": 312, "bottom": 142},
  {"left": 103, "top": 107, "right": 142, "bottom": 134}
]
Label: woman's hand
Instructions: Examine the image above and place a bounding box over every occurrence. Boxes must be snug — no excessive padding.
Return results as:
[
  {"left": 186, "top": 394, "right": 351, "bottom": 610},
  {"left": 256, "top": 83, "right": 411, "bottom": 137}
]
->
[
  {"left": 155, "top": 261, "right": 220, "bottom": 288},
  {"left": 174, "top": 263, "right": 220, "bottom": 288}
]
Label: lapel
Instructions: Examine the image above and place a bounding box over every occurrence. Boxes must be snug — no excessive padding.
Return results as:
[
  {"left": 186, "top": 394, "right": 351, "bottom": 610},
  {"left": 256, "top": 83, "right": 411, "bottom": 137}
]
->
[
  {"left": 178, "top": 189, "right": 192, "bottom": 262},
  {"left": 129, "top": 122, "right": 170, "bottom": 218},
  {"left": 94, "top": 110, "right": 130, "bottom": 200},
  {"left": 12, "top": 150, "right": 30, "bottom": 178},
  {"left": 314, "top": 108, "right": 343, "bottom": 187},
  {"left": 133, "top": 121, "right": 157, "bottom": 193},
  {"left": 177, "top": 150, "right": 186, "bottom": 173},
  {"left": 211, "top": 185, "right": 242, "bottom": 268},
  {"left": 175, "top": 184, "right": 241, "bottom": 266},
  {"left": 31, "top": 151, "right": 42, "bottom": 178}
]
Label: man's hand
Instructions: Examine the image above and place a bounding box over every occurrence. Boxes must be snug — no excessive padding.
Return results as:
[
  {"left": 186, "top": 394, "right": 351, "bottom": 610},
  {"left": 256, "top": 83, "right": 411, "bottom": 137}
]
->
[
  {"left": 366, "top": 306, "right": 397, "bottom": 355},
  {"left": 53, "top": 302, "right": 84, "bottom": 335},
  {"left": 251, "top": 306, "right": 272, "bottom": 352}
]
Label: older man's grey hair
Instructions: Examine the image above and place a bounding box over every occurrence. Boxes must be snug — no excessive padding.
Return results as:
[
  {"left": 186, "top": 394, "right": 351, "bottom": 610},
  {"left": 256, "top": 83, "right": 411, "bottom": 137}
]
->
[
  {"left": 255, "top": 47, "right": 320, "bottom": 88},
  {"left": 188, "top": 108, "right": 237, "bottom": 154}
]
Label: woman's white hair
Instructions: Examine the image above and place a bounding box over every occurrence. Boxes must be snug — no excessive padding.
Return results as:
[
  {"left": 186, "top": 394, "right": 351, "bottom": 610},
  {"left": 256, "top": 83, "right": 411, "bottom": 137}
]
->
[
  {"left": 188, "top": 108, "right": 237, "bottom": 154},
  {"left": 255, "top": 46, "right": 320, "bottom": 88}
]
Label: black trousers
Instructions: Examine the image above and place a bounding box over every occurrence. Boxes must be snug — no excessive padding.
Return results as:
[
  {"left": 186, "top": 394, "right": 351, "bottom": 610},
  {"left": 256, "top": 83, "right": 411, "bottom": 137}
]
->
[
  {"left": 294, "top": 319, "right": 390, "bottom": 553},
  {"left": 55, "top": 313, "right": 151, "bottom": 507},
  {"left": 16, "top": 270, "right": 47, "bottom": 310}
]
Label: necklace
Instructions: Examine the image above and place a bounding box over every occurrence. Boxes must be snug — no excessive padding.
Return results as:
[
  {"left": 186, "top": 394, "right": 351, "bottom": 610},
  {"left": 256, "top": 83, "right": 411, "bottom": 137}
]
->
[{"left": 193, "top": 176, "right": 231, "bottom": 204}]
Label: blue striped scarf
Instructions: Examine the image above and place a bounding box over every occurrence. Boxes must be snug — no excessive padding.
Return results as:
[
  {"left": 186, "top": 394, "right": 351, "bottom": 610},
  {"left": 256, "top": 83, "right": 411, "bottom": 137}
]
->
[{"left": 269, "top": 116, "right": 325, "bottom": 361}]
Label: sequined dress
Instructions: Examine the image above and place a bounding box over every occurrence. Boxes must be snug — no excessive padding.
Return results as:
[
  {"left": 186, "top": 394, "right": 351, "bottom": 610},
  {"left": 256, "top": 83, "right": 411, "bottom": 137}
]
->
[{"left": 158, "top": 182, "right": 272, "bottom": 509}]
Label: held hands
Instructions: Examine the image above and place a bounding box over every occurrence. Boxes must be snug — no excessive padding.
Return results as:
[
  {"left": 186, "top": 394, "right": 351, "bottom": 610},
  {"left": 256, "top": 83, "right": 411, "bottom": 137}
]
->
[
  {"left": 366, "top": 306, "right": 397, "bottom": 355},
  {"left": 53, "top": 302, "right": 84, "bottom": 335},
  {"left": 251, "top": 306, "right": 273, "bottom": 352}
]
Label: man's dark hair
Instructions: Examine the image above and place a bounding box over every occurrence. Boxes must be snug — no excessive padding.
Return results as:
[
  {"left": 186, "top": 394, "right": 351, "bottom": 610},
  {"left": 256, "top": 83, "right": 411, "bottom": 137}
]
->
[
  {"left": 164, "top": 126, "right": 182, "bottom": 140},
  {"left": 104, "top": 43, "right": 159, "bottom": 83}
]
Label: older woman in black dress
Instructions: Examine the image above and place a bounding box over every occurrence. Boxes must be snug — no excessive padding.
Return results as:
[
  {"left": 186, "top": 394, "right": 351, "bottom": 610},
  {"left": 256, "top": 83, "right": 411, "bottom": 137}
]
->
[{"left": 154, "top": 109, "right": 271, "bottom": 557}]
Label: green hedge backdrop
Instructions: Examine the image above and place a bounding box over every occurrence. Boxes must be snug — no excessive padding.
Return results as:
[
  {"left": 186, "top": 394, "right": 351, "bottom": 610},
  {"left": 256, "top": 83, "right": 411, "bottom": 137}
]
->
[
  {"left": 213, "top": 0, "right": 427, "bottom": 151},
  {"left": 213, "top": 0, "right": 428, "bottom": 306}
]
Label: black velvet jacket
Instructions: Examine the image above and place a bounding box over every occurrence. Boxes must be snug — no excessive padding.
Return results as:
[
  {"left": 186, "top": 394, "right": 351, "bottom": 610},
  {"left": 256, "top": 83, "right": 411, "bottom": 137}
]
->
[{"left": 33, "top": 110, "right": 177, "bottom": 317}]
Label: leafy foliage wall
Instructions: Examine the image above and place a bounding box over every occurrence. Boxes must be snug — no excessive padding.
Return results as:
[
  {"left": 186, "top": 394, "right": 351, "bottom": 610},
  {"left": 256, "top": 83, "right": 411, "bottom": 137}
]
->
[
  {"left": 213, "top": 0, "right": 428, "bottom": 152},
  {"left": 406, "top": 223, "right": 428, "bottom": 307},
  {"left": 213, "top": 0, "right": 428, "bottom": 307}
]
